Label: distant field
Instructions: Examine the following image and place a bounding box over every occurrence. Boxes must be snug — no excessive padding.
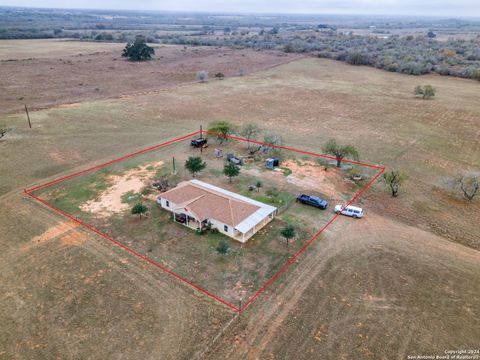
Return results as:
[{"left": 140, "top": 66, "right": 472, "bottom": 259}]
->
[
  {"left": 0, "top": 39, "right": 124, "bottom": 60},
  {"left": 0, "top": 40, "right": 301, "bottom": 115},
  {"left": 0, "top": 47, "right": 479, "bottom": 359}
]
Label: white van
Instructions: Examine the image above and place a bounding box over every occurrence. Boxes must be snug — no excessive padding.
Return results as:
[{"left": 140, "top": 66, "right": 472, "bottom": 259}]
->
[{"left": 334, "top": 205, "right": 364, "bottom": 218}]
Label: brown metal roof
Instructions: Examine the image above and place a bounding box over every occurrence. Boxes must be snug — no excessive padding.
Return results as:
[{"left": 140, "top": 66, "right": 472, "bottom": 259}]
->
[{"left": 160, "top": 181, "right": 260, "bottom": 227}]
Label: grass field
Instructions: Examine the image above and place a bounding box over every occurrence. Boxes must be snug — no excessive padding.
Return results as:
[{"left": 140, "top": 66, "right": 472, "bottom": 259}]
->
[{"left": 0, "top": 40, "right": 479, "bottom": 359}]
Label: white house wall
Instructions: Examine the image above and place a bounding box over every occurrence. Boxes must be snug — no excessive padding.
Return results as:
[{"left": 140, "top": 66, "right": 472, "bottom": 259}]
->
[{"left": 157, "top": 194, "right": 276, "bottom": 243}]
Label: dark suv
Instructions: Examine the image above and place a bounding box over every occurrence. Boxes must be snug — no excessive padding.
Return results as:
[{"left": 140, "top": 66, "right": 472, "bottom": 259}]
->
[
  {"left": 296, "top": 194, "right": 328, "bottom": 210},
  {"left": 191, "top": 138, "right": 207, "bottom": 148}
]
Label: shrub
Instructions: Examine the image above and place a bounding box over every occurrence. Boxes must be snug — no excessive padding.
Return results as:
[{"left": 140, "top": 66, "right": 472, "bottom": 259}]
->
[
  {"left": 346, "top": 52, "right": 370, "bottom": 65},
  {"left": 131, "top": 203, "right": 148, "bottom": 218},
  {"left": 475, "top": 70, "right": 480, "bottom": 81},
  {"left": 216, "top": 239, "right": 230, "bottom": 254},
  {"left": 196, "top": 71, "right": 209, "bottom": 82},
  {"left": 414, "top": 85, "right": 436, "bottom": 99}
]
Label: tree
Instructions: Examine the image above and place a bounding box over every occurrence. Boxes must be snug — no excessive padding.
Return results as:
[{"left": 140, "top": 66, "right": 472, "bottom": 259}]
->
[
  {"left": 323, "top": 139, "right": 359, "bottom": 168},
  {"left": 0, "top": 128, "right": 8, "bottom": 140},
  {"left": 240, "top": 123, "right": 261, "bottom": 148},
  {"left": 269, "top": 27, "right": 279, "bottom": 35},
  {"left": 207, "top": 121, "right": 233, "bottom": 144},
  {"left": 185, "top": 156, "right": 206, "bottom": 178},
  {"left": 131, "top": 203, "right": 148, "bottom": 218},
  {"left": 196, "top": 71, "right": 208, "bottom": 82},
  {"left": 281, "top": 224, "right": 295, "bottom": 245},
  {"left": 414, "top": 85, "right": 436, "bottom": 99},
  {"left": 474, "top": 70, "right": 480, "bottom": 82},
  {"left": 427, "top": 31, "right": 437, "bottom": 38},
  {"left": 383, "top": 170, "right": 406, "bottom": 197},
  {"left": 214, "top": 72, "right": 225, "bottom": 80},
  {"left": 346, "top": 52, "right": 370, "bottom": 65},
  {"left": 459, "top": 173, "right": 479, "bottom": 201},
  {"left": 216, "top": 239, "right": 230, "bottom": 254},
  {"left": 255, "top": 180, "right": 262, "bottom": 192},
  {"left": 223, "top": 162, "right": 240, "bottom": 183},
  {"left": 122, "top": 35, "right": 154, "bottom": 61}
]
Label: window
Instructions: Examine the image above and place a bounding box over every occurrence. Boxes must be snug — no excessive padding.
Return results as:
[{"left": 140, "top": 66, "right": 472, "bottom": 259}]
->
[
  {"left": 166, "top": 200, "right": 170, "bottom": 207},
  {"left": 224, "top": 225, "right": 228, "bottom": 232}
]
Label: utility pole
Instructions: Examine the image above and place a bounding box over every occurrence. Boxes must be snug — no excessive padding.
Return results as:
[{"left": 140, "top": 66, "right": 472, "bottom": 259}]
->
[
  {"left": 24, "top": 104, "right": 32, "bottom": 129},
  {"left": 172, "top": 156, "right": 177, "bottom": 175},
  {"left": 200, "top": 124, "right": 203, "bottom": 154}
]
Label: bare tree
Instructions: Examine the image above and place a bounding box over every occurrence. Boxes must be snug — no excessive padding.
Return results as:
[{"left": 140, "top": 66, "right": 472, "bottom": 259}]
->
[
  {"left": 240, "top": 123, "right": 261, "bottom": 148},
  {"left": 248, "top": 132, "right": 283, "bottom": 156},
  {"left": 459, "top": 173, "right": 479, "bottom": 201}
]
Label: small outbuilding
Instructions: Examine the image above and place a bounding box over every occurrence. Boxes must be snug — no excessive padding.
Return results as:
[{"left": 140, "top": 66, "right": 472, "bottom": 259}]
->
[{"left": 265, "top": 158, "right": 280, "bottom": 169}]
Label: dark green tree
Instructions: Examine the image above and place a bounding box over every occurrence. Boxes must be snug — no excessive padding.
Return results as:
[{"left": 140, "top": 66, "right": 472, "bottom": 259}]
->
[
  {"left": 131, "top": 203, "right": 148, "bottom": 218},
  {"left": 223, "top": 162, "right": 240, "bottom": 183},
  {"left": 323, "top": 139, "right": 359, "bottom": 168},
  {"left": 216, "top": 239, "right": 230, "bottom": 254},
  {"left": 281, "top": 224, "right": 295, "bottom": 245},
  {"left": 185, "top": 156, "right": 206, "bottom": 178},
  {"left": 122, "top": 35, "right": 154, "bottom": 61}
]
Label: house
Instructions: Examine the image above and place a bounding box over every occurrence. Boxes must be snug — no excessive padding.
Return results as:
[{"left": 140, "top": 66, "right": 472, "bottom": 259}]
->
[{"left": 156, "top": 179, "right": 277, "bottom": 243}]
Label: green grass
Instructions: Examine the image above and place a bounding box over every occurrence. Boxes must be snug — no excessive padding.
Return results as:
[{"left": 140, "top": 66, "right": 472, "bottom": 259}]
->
[{"left": 46, "top": 172, "right": 110, "bottom": 215}]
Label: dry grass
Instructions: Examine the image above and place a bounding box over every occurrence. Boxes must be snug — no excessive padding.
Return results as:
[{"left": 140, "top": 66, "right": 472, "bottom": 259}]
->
[
  {"left": 0, "top": 40, "right": 301, "bottom": 115},
  {"left": 0, "top": 39, "right": 124, "bottom": 60},
  {"left": 0, "top": 45, "right": 479, "bottom": 359}
]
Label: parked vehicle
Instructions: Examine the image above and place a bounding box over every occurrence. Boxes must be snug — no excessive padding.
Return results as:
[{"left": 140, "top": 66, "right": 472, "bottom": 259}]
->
[
  {"left": 226, "top": 153, "right": 243, "bottom": 165},
  {"left": 296, "top": 194, "right": 328, "bottom": 209},
  {"left": 191, "top": 138, "right": 207, "bottom": 148},
  {"left": 174, "top": 213, "right": 187, "bottom": 224},
  {"left": 334, "top": 205, "right": 364, "bottom": 218}
]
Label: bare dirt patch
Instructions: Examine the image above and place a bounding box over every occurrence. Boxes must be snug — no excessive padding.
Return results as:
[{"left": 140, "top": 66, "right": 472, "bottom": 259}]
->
[
  {"left": 283, "top": 160, "right": 344, "bottom": 198},
  {"left": 80, "top": 161, "right": 163, "bottom": 217},
  {"left": 245, "top": 160, "right": 347, "bottom": 200},
  {"left": 60, "top": 229, "right": 87, "bottom": 247},
  {"left": 21, "top": 220, "right": 79, "bottom": 252}
]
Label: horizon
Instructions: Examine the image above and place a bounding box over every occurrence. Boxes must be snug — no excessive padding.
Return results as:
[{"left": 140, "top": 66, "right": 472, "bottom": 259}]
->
[{"left": 0, "top": 1, "right": 479, "bottom": 19}]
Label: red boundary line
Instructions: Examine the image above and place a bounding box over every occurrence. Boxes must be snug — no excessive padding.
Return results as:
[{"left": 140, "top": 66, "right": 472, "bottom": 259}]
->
[
  {"left": 203, "top": 130, "right": 384, "bottom": 170},
  {"left": 26, "top": 130, "right": 202, "bottom": 193},
  {"left": 24, "top": 130, "right": 384, "bottom": 313}
]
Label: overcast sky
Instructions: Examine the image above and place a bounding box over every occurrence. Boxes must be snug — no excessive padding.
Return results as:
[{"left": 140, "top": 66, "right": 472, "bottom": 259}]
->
[{"left": 0, "top": 0, "right": 479, "bottom": 17}]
